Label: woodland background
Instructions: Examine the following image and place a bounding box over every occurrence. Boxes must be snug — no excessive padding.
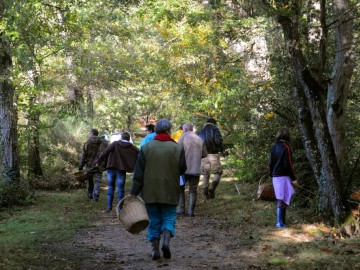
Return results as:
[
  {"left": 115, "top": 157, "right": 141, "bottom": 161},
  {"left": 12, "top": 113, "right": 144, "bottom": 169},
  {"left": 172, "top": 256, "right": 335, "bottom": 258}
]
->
[{"left": 0, "top": 0, "right": 359, "bottom": 225}]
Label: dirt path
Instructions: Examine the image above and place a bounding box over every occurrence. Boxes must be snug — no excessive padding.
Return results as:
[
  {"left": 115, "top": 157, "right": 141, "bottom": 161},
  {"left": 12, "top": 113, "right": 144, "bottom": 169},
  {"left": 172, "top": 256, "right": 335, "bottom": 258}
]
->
[
  {"left": 30, "top": 183, "right": 360, "bottom": 270},
  {"left": 58, "top": 203, "right": 260, "bottom": 270}
]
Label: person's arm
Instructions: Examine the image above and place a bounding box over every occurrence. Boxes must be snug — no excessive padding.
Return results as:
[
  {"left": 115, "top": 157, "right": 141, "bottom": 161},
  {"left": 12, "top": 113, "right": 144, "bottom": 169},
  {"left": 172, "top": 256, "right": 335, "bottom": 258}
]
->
[
  {"left": 214, "top": 128, "right": 224, "bottom": 153},
  {"left": 179, "top": 148, "right": 187, "bottom": 175},
  {"left": 286, "top": 145, "right": 296, "bottom": 181},
  {"left": 280, "top": 142, "right": 296, "bottom": 180},
  {"left": 130, "top": 149, "right": 146, "bottom": 196},
  {"left": 201, "top": 143, "right": 208, "bottom": 158},
  {"left": 94, "top": 142, "right": 113, "bottom": 166}
]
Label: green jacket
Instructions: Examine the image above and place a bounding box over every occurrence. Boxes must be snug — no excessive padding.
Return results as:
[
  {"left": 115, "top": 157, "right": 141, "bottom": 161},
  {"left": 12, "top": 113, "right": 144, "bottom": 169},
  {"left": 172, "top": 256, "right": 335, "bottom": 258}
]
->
[
  {"left": 79, "top": 136, "right": 108, "bottom": 173},
  {"left": 131, "top": 139, "right": 187, "bottom": 205}
]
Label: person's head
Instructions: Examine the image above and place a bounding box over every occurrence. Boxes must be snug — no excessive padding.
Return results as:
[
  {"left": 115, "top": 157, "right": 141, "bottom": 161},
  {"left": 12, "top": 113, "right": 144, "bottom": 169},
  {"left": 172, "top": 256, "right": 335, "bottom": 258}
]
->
[
  {"left": 122, "top": 131, "right": 131, "bottom": 141},
  {"left": 207, "top": 117, "right": 216, "bottom": 125},
  {"left": 146, "top": 124, "right": 155, "bottom": 133},
  {"left": 178, "top": 125, "right": 183, "bottom": 130},
  {"left": 90, "top": 128, "right": 99, "bottom": 137},
  {"left": 276, "top": 127, "right": 291, "bottom": 141},
  {"left": 182, "top": 123, "right": 193, "bottom": 132},
  {"left": 155, "top": 119, "right": 172, "bottom": 134}
]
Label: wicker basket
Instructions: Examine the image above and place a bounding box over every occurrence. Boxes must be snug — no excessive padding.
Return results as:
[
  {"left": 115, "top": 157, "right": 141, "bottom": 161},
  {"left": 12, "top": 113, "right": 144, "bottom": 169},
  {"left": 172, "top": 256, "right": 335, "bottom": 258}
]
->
[
  {"left": 74, "top": 171, "right": 88, "bottom": 183},
  {"left": 257, "top": 176, "right": 276, "bottom": 201},
  {"left": 116, "top": 195, "right": 149, "bottom": 234}
]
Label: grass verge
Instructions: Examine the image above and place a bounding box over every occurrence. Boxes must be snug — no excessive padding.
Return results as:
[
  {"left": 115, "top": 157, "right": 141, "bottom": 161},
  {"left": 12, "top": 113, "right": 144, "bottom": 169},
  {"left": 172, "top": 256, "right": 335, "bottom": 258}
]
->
[{"left": 0, "top": 189, "right": 103, "bottom": 269}]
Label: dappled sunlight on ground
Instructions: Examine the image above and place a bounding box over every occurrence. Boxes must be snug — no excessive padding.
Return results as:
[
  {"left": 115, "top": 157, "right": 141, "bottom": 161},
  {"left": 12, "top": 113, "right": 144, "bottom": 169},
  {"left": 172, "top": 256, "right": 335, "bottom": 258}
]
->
[{"left": 264, "top": 224, "right": 331, "bottom": 244}]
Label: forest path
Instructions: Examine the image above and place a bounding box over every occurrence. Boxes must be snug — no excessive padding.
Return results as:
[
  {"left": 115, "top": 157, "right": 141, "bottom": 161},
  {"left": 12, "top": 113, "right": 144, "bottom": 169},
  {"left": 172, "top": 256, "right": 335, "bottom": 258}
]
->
[
  {"left": 54, "top": 197, "right": 261, "bottom": 270},
  {"left": 30, "top": 178, "right": 360, "bottom": 270}
]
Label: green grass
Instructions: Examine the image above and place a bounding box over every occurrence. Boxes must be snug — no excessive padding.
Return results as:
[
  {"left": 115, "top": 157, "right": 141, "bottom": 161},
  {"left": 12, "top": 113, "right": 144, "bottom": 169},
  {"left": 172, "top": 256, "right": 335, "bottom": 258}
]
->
[
  {"left": 1, "top": 178, "right": 359, "bottom": 269},
  {"left": 0, "top": 190, "right": 101, "bottom": 269}
]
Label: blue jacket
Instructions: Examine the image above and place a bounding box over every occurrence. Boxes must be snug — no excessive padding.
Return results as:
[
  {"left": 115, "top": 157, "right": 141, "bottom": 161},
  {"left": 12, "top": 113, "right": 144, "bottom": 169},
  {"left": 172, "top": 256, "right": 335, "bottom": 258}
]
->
[{"left": 139, "top": 132, "right": 156, "bottom": 149}]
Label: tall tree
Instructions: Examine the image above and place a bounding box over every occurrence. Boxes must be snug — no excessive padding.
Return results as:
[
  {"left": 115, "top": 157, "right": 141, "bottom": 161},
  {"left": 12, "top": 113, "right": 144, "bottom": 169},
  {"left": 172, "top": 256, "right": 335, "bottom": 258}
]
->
[
  {"left": 0, "top": 0, "right": 20, "bottom": 184},
  {"left": 261, "top": 0, "right": 355, "bottom": 223}
]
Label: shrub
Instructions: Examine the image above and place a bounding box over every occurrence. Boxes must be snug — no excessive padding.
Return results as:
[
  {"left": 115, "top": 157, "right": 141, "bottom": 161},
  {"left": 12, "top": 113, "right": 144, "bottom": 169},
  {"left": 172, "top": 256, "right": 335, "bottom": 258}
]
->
[{"left": 0, "top": 181, "right": 32, "bottom": 209}]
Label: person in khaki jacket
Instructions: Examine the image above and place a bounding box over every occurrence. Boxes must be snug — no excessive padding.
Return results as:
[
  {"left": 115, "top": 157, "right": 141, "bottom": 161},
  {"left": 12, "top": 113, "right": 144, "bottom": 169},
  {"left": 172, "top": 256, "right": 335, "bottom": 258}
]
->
[
  {"left": 177, "top": 123, "right": 207, "bottom": 217},
  {"left": 79, "top": 128, "right": 108, "bottom": 201}
]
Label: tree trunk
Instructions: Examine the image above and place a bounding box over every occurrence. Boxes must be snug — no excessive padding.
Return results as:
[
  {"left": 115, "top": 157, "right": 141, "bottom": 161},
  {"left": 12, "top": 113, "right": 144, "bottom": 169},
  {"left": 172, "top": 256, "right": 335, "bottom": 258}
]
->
[
  {"left": 0, "top": 15, "right": 20, "bottom": 184},
  {"left": 293, "top": 85, "right": 321, "bottom": 180},
  {"left": 326, "top": 0, "right": 354, "bottom": 180},
  {"left": 25, "top": 62, "right": 43, "bottom": 179},
  {"left": 27, "top": 93, "right": 43, "bottom": 178},
  {"left": 66, "top": 54, "right": 84, "bottom": 114},
  {"left": 85, "top": 89, "right": 94, "bottom": 119}
]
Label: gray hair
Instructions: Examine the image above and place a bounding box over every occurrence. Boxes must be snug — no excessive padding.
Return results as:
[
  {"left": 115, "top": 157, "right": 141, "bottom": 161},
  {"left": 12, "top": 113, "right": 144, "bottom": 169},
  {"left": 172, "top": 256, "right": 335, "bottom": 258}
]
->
[
  {"left": 182, "top": 123, "right": 193, "bottom": 131},
  {"left": 155, "top": 119, "right": 172, "bottom": 134}
]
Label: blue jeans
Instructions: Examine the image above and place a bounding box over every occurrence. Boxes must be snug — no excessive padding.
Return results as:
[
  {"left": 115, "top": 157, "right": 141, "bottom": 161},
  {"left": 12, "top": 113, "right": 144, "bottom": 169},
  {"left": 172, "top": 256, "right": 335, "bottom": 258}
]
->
[
  {"left": 145, "top": 203, "right": 177, "bottom": 241},
  {"left": 87, "top": 172, "right": 102, "bottom": 200},
  {"left": 106, "top": 169, "right": 126, "bottom": 210}
]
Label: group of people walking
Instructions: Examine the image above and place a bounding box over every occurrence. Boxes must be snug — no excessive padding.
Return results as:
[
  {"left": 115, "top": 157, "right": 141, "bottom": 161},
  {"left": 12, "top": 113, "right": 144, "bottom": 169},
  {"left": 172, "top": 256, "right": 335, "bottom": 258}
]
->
[
  {"left": 78, "top": 117, "right": 225, "bottom": 260},
  {"left": 79, "top": 118, "right": 296, "bottom": 260}
]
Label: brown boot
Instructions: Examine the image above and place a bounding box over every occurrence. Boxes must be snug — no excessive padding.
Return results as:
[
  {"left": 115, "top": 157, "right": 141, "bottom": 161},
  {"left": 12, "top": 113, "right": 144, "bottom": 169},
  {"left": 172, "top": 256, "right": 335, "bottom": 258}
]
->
[
  {"left": 161, "top": 230, "right": 171, "bottom": 259},
  {"left": 151, "top": 238, "right": 160, "bottom": 260}
]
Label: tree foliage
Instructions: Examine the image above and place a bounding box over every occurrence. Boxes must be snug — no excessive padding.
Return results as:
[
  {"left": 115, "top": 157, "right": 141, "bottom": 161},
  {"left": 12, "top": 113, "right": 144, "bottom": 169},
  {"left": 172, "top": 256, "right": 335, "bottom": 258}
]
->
[{"left": 0, "top": 0, "right": 359, "bottom": 223}]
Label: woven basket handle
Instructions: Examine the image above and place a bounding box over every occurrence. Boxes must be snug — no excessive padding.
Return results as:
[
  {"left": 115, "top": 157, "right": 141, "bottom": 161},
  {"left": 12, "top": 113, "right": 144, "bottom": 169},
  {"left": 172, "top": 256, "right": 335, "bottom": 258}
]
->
[
  {"left": 258, "top": 174, "right": 268, "bottom": 186},
  {"left": 116, "top": 195, "right": 145, "bottom": 217}
]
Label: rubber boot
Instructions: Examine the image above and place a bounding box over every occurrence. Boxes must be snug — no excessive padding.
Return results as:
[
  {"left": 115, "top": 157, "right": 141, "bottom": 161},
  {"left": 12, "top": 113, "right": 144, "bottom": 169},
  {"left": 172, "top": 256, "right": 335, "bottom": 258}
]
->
[
  {"left": 87, "top": 177, "right": 94, "bottom": 200},
  {"left": 281, "top": 207, "right": 287, "bottom": 225},
  {"left": 107, "top": 194, "right": 113, "bottom": 212},
  {"left": 161, "top": 229, "right": 171, "bottom": 259},
  {"left": 208, "top": 179, "right": 219, "bottom": 199},
  {"left": 188, "top": 192, "right": 197, "bottom": 217},
  {"left": 176, "top": 190, "right": 185, "bottom": 215},
  {"left": 151, "top": 238, "right": 160, "bottom": 260},
  {"left": 276, "top": 208, "right": 286, "bottom": 228}
]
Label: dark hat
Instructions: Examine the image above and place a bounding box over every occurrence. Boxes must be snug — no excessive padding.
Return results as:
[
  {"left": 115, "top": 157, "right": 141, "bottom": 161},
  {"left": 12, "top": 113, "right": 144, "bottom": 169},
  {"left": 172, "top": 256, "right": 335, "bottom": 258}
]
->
[
  {"left": 146, "top": 124, "right": 155, "bottom": 132},
  {"left": 207, "top": 117, "right": 216, "bottom": 125}
]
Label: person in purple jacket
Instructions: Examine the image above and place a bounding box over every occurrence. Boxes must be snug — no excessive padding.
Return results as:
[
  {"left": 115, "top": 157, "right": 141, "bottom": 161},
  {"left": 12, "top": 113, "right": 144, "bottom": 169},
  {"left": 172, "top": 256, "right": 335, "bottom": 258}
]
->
[{"left": 269, "top": 127, "right": 296, "bottom": 228}]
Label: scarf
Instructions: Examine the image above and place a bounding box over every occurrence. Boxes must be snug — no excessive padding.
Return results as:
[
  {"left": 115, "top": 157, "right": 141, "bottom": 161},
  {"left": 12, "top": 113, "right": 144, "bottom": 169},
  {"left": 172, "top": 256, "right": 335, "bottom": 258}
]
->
[{"left": 154, "top": 133, "right": 177, "bottom": 143}]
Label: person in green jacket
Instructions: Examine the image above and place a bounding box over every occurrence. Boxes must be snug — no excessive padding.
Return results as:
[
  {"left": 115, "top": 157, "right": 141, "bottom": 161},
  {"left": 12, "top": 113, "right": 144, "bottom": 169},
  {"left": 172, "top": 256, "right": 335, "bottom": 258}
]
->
[{"left": 130, "top": 119, "right": 187, "bottom": 260}]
